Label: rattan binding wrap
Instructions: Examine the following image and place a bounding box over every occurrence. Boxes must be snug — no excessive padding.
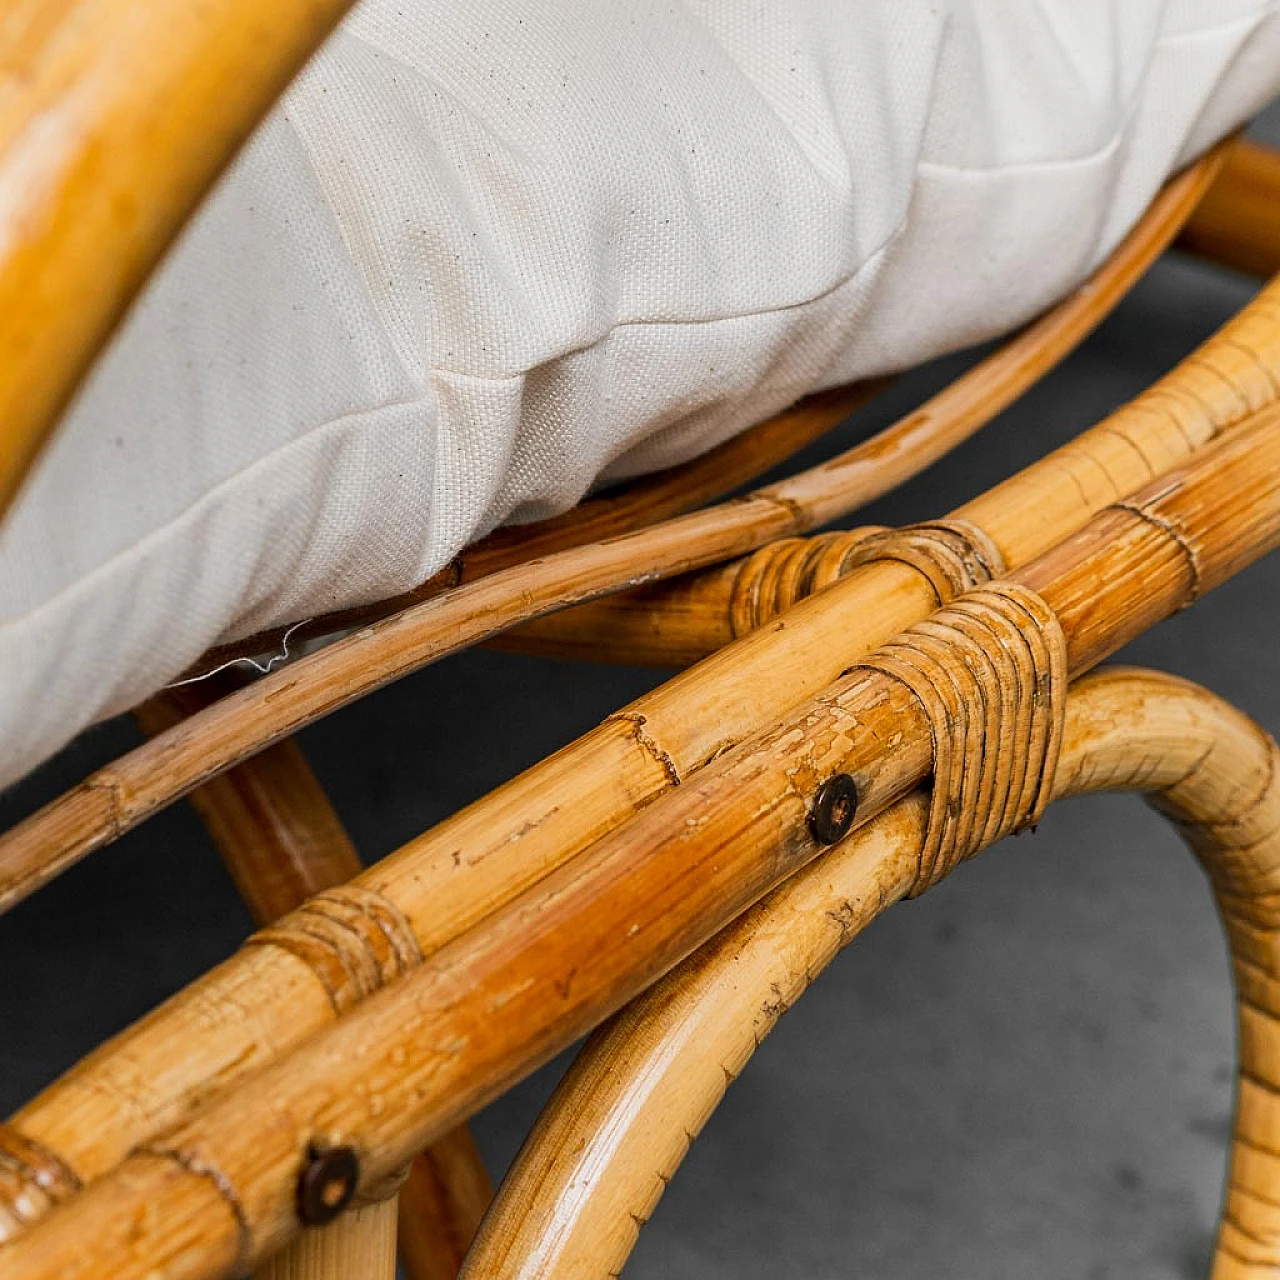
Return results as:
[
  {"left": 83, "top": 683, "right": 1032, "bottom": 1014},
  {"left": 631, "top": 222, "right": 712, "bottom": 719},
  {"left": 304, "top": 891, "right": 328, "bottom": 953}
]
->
[
  {"left": 728, "top": 519, "right": 1006, "bottom": 636},
  {"left": 247, "top": 885, "right": 423, "bottom": 1015},
  {"left": 0, "top": 1129, "right": 80, "bottom": 1241},
  {"left": 850, "top": 583, "right": 1066, "bottom": 895}
]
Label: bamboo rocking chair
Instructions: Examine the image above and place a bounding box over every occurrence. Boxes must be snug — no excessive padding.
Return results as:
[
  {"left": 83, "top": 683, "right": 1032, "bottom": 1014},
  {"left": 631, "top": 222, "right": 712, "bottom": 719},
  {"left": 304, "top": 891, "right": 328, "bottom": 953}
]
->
[{"left": 2, "top": 6, "right": 1280, "bottom": 1278}]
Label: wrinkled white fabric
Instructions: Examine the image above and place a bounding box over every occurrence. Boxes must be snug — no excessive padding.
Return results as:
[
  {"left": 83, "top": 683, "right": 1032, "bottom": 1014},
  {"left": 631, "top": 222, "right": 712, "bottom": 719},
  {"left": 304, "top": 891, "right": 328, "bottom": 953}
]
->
[{"left": 2, "top": 0, "right": 1278, "bottom": 788}]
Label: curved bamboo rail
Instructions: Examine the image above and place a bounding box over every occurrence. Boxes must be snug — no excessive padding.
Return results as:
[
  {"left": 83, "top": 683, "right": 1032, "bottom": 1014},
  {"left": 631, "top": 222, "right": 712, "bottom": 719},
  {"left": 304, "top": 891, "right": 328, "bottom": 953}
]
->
[
  {"left": 0, "top": 234, "right": 1276, "bottom": 1255},
  {"left": 1180, "top": 138, "right": 1280, "bottom": 280},
  {"left": 0, "top": 0, "right": 361, "bottom": 520},
  {"left": 3, "top": 401, "right": 1279, "bottom": 1280},
  {"left": 190, "top": 379, "right": 885, "bottom": 676},
  {"left": 462, "top": 666, "right": 1280, "bottom": 1278},
  {"left": 136, "top": 675, "right": 491, "bottom": 1280},
  {"left": 501, "top": 263, "right": 1280, "bottom": 665},
  {"left": 0, "top": 149, "right": 1228, "bottom": 914}
]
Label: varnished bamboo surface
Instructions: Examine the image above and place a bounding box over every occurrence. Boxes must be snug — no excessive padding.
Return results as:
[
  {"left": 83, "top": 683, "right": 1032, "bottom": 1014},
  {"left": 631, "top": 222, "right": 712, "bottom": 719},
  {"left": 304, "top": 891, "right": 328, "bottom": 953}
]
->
[
  {"left": 134, "top": 673, "right": 363, "bottom": 922},
  {"left": 0, "top": 237, "right": 1274, "bottom": 1252},
  {"left": 397, "top": 1128, "right": 494, "bottom": 1280},
  {"left": 3, "top": 401, "right": 1279, "bottom": 1280},
  {"left": 138, "top": 675, "right": 491, "bottom": 1280},
  {"left": 0, "top": 0, "right": 358, "bottom": 519},
  {"left": 1180, "top": 138, "right": 1280, "bottom": 279},
  {"left": 462, "top": 666, "right": 1280, "bottom": 1279},
  {"left": 0, "top": 149, "right": 1225, "bottom": 916}
]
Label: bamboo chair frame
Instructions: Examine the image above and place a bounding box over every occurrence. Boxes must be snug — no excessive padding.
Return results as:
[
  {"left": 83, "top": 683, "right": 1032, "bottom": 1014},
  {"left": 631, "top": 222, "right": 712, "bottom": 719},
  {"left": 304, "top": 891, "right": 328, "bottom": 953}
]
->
[
  {"left": 1, "top": 10, "right": 1280, "bottom": 1277},
  {"left": 5, "top": 365, "right": 1280, "bottom": 1278},
  {"left": 0, "top": 147, "right": 1231, "bottom": 914},
  {"left": 463, "top": 666, "right": 1280, "bottom": 1278}
]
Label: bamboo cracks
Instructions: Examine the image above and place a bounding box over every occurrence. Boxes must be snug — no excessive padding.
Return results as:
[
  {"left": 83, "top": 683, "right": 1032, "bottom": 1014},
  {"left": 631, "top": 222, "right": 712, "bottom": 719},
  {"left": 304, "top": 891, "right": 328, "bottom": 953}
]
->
[
  {"left": 2, "top": 236, "right": 1278, "bottom": 1261},
  {"left": 136, "top": 676, "right": 491, "bottom": 1280},
  {"left": 463, "top": 667, "right": 1280, "bottom": 1279}
]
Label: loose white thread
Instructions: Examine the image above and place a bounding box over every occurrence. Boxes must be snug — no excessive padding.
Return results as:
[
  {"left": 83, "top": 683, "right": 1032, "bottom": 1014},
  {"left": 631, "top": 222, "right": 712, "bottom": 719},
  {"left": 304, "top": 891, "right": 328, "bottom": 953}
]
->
[{"left": 164, "top": 619, "right": 312, "bottom": 689}]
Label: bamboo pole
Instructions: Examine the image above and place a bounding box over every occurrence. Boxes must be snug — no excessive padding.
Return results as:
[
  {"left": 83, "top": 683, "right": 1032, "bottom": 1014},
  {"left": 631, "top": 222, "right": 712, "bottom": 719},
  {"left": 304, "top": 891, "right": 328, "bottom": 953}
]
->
[
  {"left": 0, "top": 0, "right": 358, "bottom": 519},
  {"left": 1179, "top": 138, "right": 1280, "bottom": 280},
  {"left": 0, "top": 149, "right": 1225, "bottom": 915},
  {"left": 133, "top": 675, "right": 363, "bottom": 921},
  {"left": 4, "top": 406, "right": 1279, "bottom": 1280},
  {"left": 136, "top": 674, "right": 492, "bottom": 1280},
  {"left": 461, "top": 666, "right": 1280, "bottom": 1279},
  {"left": 0, "top": 211, "right": 1272, "bottom": 1246}
]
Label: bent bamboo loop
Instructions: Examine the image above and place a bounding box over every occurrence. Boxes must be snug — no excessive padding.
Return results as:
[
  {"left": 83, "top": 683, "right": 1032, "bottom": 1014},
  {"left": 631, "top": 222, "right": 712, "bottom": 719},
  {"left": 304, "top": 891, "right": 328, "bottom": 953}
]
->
[
  {"left": 0, "top": 149, "right": 1227, "bottom": 914},
  {"left": 3, "top": 404, "right": 1280, "bottom": 1280},
  {"left": 462, "top": 666, "right": 1280, "bottom": 1279}
]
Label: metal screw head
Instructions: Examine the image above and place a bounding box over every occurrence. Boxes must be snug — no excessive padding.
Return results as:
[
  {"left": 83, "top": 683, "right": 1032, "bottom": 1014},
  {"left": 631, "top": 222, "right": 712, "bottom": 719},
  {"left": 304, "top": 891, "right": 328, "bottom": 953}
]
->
[
  {"left": 297, "top": 1144, "right": 359, "bottom": 1226},
  {"left": 808, "top": 774, "right": 858, "bottom": 844}
]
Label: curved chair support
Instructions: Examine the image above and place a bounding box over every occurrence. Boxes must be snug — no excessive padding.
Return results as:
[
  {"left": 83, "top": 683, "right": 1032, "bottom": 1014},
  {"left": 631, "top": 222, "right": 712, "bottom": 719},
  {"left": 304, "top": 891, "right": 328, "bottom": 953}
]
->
[
  {"left": 0, "top": 386, "right": 1274, "bottom": 1280},
  {"left": 0, "top": 0, "right": 359, "bottom": 518},
  {"left": 4, "top": 411, "right": 1280, "bottom": 1280},
  {"left": 464, "top": 666, "right": 1280, "bottom": 1278}
]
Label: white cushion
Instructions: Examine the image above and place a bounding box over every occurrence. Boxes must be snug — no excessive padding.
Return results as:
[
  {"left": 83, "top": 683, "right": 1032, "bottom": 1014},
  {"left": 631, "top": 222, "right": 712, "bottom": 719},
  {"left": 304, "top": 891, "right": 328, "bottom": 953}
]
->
[{"left": 2, "top": 0, "right": 1279, "bottom": 789}]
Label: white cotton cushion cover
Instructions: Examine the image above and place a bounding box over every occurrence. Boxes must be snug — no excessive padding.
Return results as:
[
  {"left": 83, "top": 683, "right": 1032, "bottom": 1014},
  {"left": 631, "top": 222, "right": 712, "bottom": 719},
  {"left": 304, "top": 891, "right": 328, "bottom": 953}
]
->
[{"left": 2, "top": 0, "right": 1279, "bottom": 789}]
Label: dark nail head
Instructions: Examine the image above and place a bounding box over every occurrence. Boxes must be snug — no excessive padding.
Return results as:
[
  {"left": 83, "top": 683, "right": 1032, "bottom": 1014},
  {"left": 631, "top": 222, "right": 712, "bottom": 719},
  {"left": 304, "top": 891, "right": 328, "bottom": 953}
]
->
[
  {"left": 297, "top": 1144, "right": 359, "bottom": 1225},
  {"left": 809, "top": 774, "right": 858, "bottom": 845}
]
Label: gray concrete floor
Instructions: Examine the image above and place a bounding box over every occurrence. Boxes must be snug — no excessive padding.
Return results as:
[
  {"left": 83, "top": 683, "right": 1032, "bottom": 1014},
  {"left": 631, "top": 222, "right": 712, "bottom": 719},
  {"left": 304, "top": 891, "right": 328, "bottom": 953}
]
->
[{"left": 3, "top": 119, "right": 1279, "bottom": 1277}]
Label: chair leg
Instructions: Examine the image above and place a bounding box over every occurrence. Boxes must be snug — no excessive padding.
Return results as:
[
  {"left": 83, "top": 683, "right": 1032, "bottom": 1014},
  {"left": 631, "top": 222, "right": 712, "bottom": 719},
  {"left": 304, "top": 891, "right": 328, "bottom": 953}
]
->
[
  {"left": 463, "top": 667, "right": 1280, "bottom": 1278},
  {"left": 1177, "top": 137, "right": 1280, "bottom": 279},
  {"left": 255, "top": 1196, "right": 399, "bottom": 1280},
  {"left": 398, "top": 1127, "right": 495, "bottom": 1280},
  {"left": 136, "top": 672, "right": 492, "bottom": 1280}
]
